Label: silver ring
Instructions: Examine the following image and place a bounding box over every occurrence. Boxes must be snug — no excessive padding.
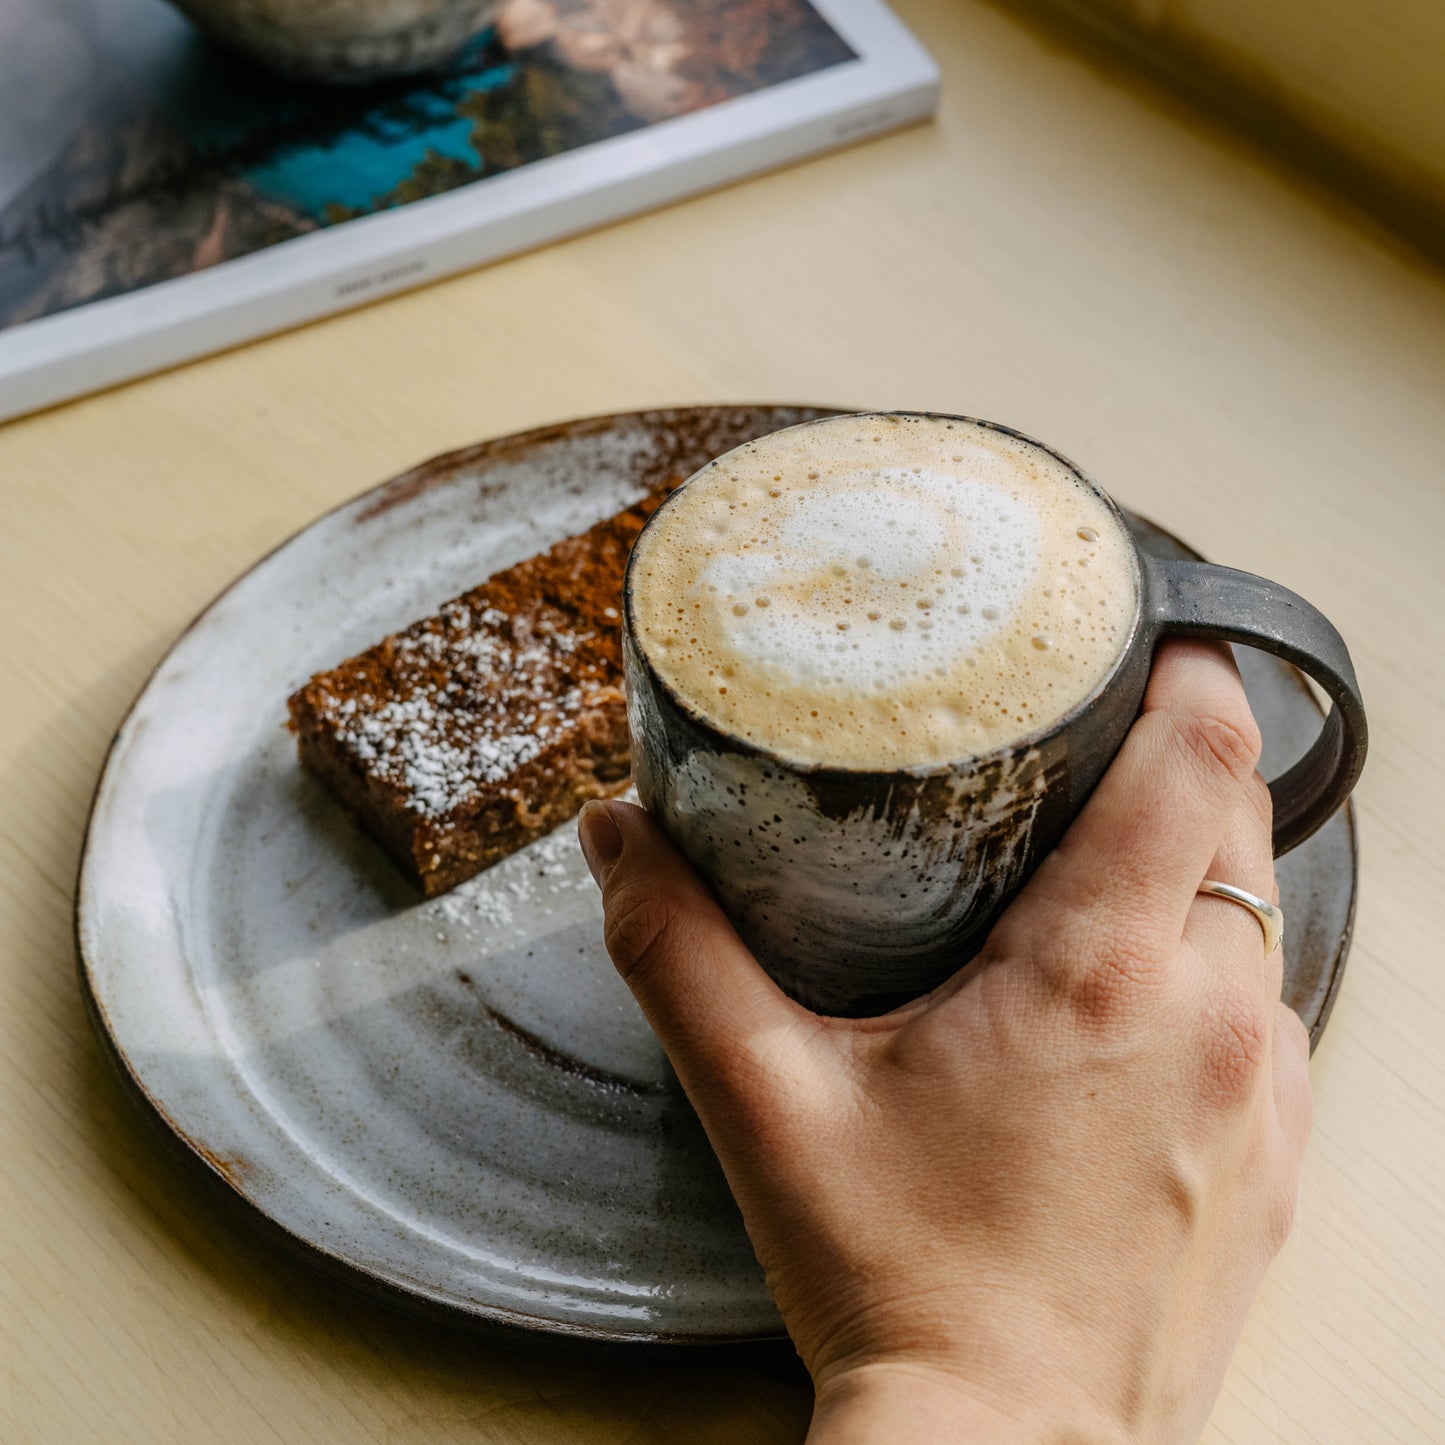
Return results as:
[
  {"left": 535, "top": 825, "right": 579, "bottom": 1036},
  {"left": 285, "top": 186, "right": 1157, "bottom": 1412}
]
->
[{"left": 1197, "top": 880, "right": 1283, "bottom": 956}]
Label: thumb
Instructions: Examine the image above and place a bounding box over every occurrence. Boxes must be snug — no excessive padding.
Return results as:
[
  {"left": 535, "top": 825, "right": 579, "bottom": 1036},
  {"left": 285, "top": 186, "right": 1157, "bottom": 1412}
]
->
[{"left": 577, "top": 799, "right": 806, "bottom": 1092}]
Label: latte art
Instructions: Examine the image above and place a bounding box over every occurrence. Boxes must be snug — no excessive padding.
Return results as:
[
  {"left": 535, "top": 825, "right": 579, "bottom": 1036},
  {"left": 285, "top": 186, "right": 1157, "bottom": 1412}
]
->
[
  {"left": 628, "top": 414, "right": 1138, "bottom": 768},
  {"left": 700, "top": 465, "right": 1040, "bottom": 696}
]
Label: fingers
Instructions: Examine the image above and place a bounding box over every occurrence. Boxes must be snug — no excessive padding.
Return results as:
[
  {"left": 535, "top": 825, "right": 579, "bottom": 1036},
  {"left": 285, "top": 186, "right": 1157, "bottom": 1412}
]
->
[
  {"left": 578, "top": 799, "right": 809, "bottom": 1096},
  {"left": 1183, "top": 768, "right": 1282, "bottom": 1000},
  {"left": 1034, "top": 640, "right": 1264, "bottom": 962}
]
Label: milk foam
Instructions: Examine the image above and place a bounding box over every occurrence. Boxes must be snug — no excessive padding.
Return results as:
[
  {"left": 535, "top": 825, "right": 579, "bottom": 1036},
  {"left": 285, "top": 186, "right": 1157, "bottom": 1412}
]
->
[{"left": 629, "top": 414, "right": 1138, "bottom": 768}]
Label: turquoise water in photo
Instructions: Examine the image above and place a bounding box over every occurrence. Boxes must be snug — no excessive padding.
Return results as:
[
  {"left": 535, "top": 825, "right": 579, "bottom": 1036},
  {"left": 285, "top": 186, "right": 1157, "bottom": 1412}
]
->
[
  {"left": 156, "top": 30, "right": 514, "bottom": 220},
  {"left": 243, "top": 68, "right": 515, "bottom": 218}
]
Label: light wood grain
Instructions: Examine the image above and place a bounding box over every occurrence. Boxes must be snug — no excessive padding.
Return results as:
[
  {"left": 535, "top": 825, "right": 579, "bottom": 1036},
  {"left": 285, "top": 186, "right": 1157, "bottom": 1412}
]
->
[{"left": 3, "top": 1, "right": 1443, "bottom": 1440}]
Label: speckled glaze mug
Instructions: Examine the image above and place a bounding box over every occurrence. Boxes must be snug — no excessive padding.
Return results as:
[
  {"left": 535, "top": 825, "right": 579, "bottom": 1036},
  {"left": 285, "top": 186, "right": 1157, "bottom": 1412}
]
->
[{"left": 622, "top": 414, "right": 1367, "bottom": 1016}]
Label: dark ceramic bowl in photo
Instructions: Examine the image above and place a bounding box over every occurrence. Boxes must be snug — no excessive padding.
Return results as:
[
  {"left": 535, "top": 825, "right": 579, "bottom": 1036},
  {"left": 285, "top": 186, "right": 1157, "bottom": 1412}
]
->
[{"left": 167, "top": 0, "right": 500, "bottom": 82}]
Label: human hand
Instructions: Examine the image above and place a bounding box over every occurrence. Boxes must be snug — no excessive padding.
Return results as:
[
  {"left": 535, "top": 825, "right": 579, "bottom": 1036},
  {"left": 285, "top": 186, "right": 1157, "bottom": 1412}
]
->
[{"left": 578, "top": 640, "right": 1312, "bottom": 1443}]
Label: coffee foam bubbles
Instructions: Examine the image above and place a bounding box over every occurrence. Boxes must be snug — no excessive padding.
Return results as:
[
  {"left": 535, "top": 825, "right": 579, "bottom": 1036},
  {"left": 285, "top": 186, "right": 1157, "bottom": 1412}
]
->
[{"left": 629, "top": 415, "right": 1138, "bottom": 769}]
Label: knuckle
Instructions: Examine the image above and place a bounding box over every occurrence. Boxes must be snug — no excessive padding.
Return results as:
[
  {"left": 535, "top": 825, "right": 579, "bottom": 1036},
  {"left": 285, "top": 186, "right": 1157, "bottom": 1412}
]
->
[
  {"left": 1198, "top": 986, "right": 1271, "bottom": 1107},
  {"left": 1012, "top": 884, "right": 1173, "bottom": 1027},
  {"left": 1179, "top": 706, "right": 1263, "bottom": 786},
  {"left": 1062, "top": 962, "right": 1138, "bottom": 1028},
  {"left": 1056, "top": 925, "right": 1170, "bottom": 1027}
]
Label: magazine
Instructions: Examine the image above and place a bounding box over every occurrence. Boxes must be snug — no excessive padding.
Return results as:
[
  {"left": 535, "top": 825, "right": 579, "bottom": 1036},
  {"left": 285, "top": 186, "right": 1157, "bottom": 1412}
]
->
[{"left": 0, "top": 0, "right": 937, "bottom": 422}]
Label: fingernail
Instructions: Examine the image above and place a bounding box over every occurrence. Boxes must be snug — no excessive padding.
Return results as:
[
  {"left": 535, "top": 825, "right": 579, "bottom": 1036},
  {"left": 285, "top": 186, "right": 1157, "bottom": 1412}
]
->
[{"left": 578, "top": 800, "right": 623, "bottom": 886}]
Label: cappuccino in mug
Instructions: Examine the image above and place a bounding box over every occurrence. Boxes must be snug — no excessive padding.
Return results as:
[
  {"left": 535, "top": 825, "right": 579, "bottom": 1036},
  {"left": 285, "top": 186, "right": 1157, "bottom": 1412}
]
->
[
  {"left": 629, "top": 413, "right": 1138, "bottom": 767},
  {"left": 624, "top": 411, "right": 1365, "bottom": 1014}
]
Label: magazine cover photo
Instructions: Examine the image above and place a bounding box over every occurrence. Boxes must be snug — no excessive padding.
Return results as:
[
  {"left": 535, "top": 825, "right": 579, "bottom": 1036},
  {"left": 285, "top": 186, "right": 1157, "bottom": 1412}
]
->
[{"left": 0, "top": 0, "right": 856, "bottom": 330}]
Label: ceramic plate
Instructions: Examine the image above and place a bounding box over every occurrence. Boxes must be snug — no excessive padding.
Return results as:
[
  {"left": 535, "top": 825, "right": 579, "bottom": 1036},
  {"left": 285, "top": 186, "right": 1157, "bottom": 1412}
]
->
[{"left": 77, "top": 406, "right": 1356, "bottom": 1345}]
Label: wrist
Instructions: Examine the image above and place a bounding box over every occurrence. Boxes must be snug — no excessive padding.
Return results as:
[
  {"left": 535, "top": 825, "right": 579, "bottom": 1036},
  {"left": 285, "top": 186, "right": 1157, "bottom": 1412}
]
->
[{"left": 807, "top": 1362, "right": 1130, "bottom": 1445}]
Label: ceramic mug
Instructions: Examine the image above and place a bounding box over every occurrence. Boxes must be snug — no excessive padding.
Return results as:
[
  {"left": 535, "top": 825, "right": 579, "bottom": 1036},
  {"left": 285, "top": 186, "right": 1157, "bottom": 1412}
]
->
[{"left": 623, "top": 414, "right": 1367, "bottom": 1016}]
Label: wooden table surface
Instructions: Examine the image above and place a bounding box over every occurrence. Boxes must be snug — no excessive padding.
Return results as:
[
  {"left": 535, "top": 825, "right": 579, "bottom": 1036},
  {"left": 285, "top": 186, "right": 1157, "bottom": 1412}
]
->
[{"left": 4, "top": 1, "right": 1443, "bottom": 1440}]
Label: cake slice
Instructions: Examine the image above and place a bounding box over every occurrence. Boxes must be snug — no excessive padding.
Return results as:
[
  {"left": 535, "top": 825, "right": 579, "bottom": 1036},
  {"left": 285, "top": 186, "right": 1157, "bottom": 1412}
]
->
[{"left": 288, "top": 493, "right": 665, "bottom": 896}]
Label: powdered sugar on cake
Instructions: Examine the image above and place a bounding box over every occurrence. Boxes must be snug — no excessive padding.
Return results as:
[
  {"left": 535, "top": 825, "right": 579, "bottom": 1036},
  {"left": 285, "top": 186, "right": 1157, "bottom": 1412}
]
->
[{"left": 319, "top": 610, "right": 602, "bottom": 819}]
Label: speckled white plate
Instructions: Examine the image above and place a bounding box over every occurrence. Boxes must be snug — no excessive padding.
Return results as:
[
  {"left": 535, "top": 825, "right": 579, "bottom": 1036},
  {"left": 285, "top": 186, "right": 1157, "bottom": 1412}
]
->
[{"left": 77, "top": 407, "right": 1356, "bottom": 1345}]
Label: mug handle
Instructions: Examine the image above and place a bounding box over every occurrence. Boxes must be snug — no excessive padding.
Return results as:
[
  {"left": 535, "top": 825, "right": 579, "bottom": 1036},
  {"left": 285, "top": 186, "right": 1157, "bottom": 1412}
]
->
[{"left": 1147, "top": 558, "right": 1367, "bottom": 856}]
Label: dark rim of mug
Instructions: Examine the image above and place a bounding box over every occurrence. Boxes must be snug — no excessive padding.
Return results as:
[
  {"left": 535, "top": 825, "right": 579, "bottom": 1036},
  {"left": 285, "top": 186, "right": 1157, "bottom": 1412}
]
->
[{"left": 622, "top": 411, "right": 1147, "bottom": 779}]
